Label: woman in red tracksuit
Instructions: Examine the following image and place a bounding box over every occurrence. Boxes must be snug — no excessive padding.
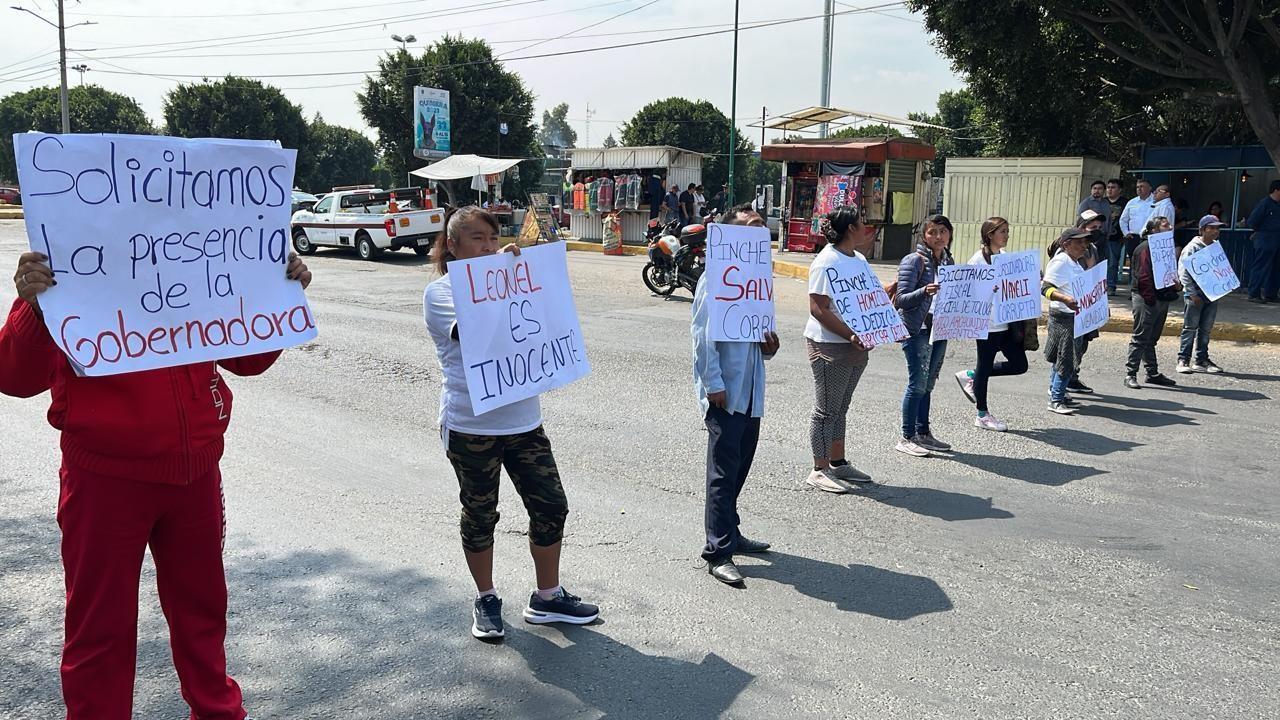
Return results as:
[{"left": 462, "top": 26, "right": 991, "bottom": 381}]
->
[{"left": 0, "top": 250, "right": 312, "bottom": 720}]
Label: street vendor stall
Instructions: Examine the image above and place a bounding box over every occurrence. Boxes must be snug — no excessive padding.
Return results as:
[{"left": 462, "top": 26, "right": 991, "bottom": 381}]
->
[
  {"left": 409, "top": 153, "right": 525, "bottom": 233},
  {"left": 565, "top": 145, "right": 704, "bottom": 246}
]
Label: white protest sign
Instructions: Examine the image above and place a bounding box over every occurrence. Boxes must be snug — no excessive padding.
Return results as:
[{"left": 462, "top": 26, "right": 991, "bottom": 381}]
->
[
  {"left": 930, "top": 264, "right": 997, "bottom": 342},
  {"left": 449, "top": 242, "right": 590, "bottom": 415},
  {"left": 1070, "top": 260, "right": 1109, "bottom": 337},
  {"left": 1183, "top": 241, "right": 1239, "bottom": 302},
  {"left": 14, "top": 133, "right": 316, "bottom": 376},
  {"left": 1149, "top": 230, "right": 1178, "bottom": 289},
  {"left": 992, "top": 250, "right": 1042, "bottom": 324},
  {"left": 704, "top": 223, "right": 775, "bottom": 342},
  {"left": 819, "top": 256, "right": 908, "bottom": 348}
]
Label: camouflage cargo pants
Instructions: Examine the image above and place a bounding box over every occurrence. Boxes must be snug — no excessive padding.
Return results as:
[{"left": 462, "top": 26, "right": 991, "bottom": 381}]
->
[{"left": 445, "top": 426, "right": 569, "bottom": 553}]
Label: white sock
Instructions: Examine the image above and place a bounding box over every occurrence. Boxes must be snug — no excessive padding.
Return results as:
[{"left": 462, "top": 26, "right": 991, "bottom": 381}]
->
[
  {"left": 477, "top": 588, "right": 498, "bottom": 599},
  {"left": 536, "top": 585, "right": 562, "bottom": 601}
]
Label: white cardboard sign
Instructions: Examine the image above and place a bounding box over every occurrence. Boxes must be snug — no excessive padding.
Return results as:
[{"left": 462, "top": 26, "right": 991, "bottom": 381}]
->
[
  {"left": 1149, "top": 230, "right": 1178, "bottom": 289},
  {"left": 448, "top": 242, "right": 590, "bottom": 414},
  {"left": 930, "top": 264, "right": 997, "bottom": 342},
  {"left": 704, "top": 223, "right": 775, "bottom": 342},
  {"left": 14, "top": 133, "right": 316, "bottom": 376},
  {"left": 1071, "top": 260, "right": 1109, "bottom": 337},
  {"left": 1183, "top": 242, "right": 1239, "bottom": 302},
  {"left": 992, "top": 250, "right": 1042, "bottom": 324},
  {"left": 821, "top": 256, "right": 908, "bottom": 348}
]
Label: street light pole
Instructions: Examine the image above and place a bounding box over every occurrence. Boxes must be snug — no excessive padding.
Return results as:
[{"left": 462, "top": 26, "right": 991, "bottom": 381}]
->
[
  {"left": 727, "top": 0, "right": 739, "bottom": 207},
  {"left": 71, "top": 63, "right": 89, "bottom": 86},
  {"left": 57, "top": 0, "right": 68, "bottom": 132},
  {"left": 390, "top": 33, "right": 417, "bottom": 53},
  {"left": 819, "top": 0, "right": 833, "bottom": 138}
]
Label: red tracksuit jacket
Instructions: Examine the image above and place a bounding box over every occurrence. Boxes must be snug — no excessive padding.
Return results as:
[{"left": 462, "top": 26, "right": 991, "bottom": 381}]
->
[{"left": 0, "top": 298, "right": 280, "bottom": 484}]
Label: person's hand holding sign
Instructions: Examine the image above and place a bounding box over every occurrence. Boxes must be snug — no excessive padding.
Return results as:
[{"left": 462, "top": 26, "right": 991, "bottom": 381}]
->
[
  {"left": 758, "top": 331, "right": 780, "bottom": 358},
  {"left": 14, "top": 252, "right": 55, "bottom": 318},
  {"left": 286, "top": 252, "right": 313, "bottom": 290}
]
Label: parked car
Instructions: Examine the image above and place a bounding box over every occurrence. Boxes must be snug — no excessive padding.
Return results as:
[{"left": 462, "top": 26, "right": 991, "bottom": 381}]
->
[
  {"left": 290, "top": 187, "right": 444, "bottom": 260},
  {"left": 291, "top": 190, "right": 318, "bottom": 214},
  {"left": 0, "top": 187, "right": 20, "bottom": 205}
]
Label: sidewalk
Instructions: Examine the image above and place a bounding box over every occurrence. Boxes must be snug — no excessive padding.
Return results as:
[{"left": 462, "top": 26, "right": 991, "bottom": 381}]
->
[{"left": 771, "top": 252, "right": 1280, "bottom": 344}]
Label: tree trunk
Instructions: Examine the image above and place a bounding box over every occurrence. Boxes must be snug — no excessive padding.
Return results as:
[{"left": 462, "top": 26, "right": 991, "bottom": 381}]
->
[{"left": 1220, "top": 41, "right": 1280, "bottom": 169}]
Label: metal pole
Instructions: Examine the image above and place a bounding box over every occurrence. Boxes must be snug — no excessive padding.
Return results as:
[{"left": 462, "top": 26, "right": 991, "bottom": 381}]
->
[
  {"left": 57, "top": 0, "right": 69, "bottom": 133},
  {"left": 819, "top": 0, "right": 834, "bottom": 138},
  {"left": 760, "top": 106, "right": 767, "bottom": 152},
  {"left": 727, "top": 0, "right": 739, "bottom": 207}
]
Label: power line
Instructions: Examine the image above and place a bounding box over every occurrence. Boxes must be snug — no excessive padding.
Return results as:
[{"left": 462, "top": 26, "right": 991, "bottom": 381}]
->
[
  {"left": 497, "top": 0, "right": 661, "bottom": 58},
  {"left": 65, "top": 0, "right": 442, "bottom": 19}
]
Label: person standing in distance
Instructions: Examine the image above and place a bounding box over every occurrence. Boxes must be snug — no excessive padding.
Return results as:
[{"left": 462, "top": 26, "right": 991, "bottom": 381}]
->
[
  {"left": 424, "top": 206, "right": 599, "bottom": 640},
  {"left": 1041, "top": 228, "right": 1087, "bottom": 414},
  {"left": 1104, "top": 179, "right": 1128, "bottom": 294},
  {"left": 894, "top": 215, "right": 955, "bottom": 457},
  {"left": 1119, "top": 179, "right": 1157, "bottom": 281},
  {"left": 1176, "top": 215, "right": 1228, "bottom": 374},
  {"left": 1124, "top": 216, "right": 1180, "bottom": 389},
  {"left": 692, "top": 203, "right": 781, "bottom": 586},
  {"left": 1, "top": 248, "right": 312, "bottom": 720},
  {"left": 1077, "top": 180, "right": 1109, "bottom": 235},
  {"left": 1246, "top": 179, "right": 1280, "bottom": 303},
  {"left": 680, "top": 183, "right": 698, "bottom": 227}
]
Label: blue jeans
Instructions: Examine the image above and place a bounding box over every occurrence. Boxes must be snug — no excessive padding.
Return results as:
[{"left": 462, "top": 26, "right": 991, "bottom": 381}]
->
[
  {"left": 1178, "top": 296, "right": 1219, "bottom": 363},
  {"left": 1049, "top": 367, "right": 1071, "bottom": 403},
  {"left": 1106, "top": 240, "right": 1126, "bottom": 291},
  {"left": 901, "top": 332, "right": 947, "bottom": 439}
]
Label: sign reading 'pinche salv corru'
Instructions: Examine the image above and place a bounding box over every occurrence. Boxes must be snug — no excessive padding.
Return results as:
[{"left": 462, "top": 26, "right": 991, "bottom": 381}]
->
[{"left": 13, "top": 133, "right": 317, "bottom": 376}]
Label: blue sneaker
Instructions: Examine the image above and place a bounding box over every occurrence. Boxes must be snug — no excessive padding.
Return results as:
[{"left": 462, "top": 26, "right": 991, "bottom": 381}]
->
[
  {"left": 472, "top": 594, "right": 505, "bottom": 639},
  {"left": 522, "top": 588, "right": 599, "bottom": 625}
]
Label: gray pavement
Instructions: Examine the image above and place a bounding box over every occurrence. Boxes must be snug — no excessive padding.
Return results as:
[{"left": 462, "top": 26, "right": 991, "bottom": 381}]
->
[{"left": 1, "top": 221, "right": 1279, "bottom": 719}]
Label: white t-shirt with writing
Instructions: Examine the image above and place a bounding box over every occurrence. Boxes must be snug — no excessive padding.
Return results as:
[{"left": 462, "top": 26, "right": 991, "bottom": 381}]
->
[
  {"left": 804, "top": 244, "right": 866, "bottom": 343},
  {"left": 1042, "top": 252, "right": 1083, "bottom": 315},
  {"left": 968, "top": 249, "right": 1009, "bottom": 333},
  {"left": 424, "top": 273, "right": 542, "bottom": 436}
]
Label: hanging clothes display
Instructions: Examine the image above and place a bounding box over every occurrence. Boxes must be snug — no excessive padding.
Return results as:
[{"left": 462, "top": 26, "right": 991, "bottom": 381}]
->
[
  {"left": 572, "top": 181, "right": 586, "bottom": 211},
  {"left": 598, "top": 176, "right": 614, "bottom": 212}
]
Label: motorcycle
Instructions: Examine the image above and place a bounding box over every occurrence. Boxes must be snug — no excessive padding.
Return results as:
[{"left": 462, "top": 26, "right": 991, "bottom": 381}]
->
[{"left": 642, "top": 220, "right": 707, "bottom": 296}]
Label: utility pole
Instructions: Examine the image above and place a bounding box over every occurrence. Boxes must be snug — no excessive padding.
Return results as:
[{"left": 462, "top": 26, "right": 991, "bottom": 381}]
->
[
  {"left": 71, "top": 63, "right": 90, "bottom": 86},
  {"left": 819, "top": 0, "right": 834, "bottom": 138},
  {"left": 760, "top": 106, "right": 767, "bottom": 152},
  {"left": 10, "top": 2, "right": 95, "bottom": 133},
  {"left": 727, "top": 0, "right": 740, "bottom": 206},
  {"left": 583, "top": 102, "right": 595, "bottom": 148}
]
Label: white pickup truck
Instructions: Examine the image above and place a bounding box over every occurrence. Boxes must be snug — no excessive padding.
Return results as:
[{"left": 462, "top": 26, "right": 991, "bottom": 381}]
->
[{"left": 290, "top": 187, "right": 445, "bottom": 260}]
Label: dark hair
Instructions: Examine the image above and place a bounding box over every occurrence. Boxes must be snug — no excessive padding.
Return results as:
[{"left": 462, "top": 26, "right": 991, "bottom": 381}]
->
[
  {"left": 1143, "top": 215, "right": 1171, "bottom": 237},
  {"left": 980, "top": 216, "right": 1009, "bottom": 254},
  {"left": 721, "top": 202, "right": 756, "bottom": 225},
  {"left": 821, "top": 205, "right": 863, "bottom": 244},
  {"left": 1090, "top": 180, "right": 1105, "bottom": 189},
  {"left": 1107, "top": 178, "right": 1122, "bottom": 187},
  {"left": 1270, "top": 179, "right": 1280, "bottom": 194},
  {"left": 687, "top": 183, "right": 697, "bottom": 190},
  {"left": 1208, "top": 200, "right": 1223, "bottom": 211},
  {"left": 922, "top": 214, "right": 953, "bottom": 238},
  {"left": 1137, "top": 178, "right": 1152, "bottom": 187},
  {"left": 433, "top": 206, "right": 500, "bottom": 275}
]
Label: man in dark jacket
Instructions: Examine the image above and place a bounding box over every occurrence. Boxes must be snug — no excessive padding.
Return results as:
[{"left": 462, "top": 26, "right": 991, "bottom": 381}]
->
[
  {"left": 1125, "top": 230, "right": 1180, "bottom": 389},
  {"left": 1247, "top": 179, "right": 1280, "bottom": 302}
]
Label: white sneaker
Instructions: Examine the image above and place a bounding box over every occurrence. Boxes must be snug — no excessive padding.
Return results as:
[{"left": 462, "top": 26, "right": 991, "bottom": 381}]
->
[
  {"left": 1176, "top": 360, "right": 1193, "bottom": 374},
  {"left": 1047, "top": 401, "right": 1075, "bottom": 415},
  {"left": 954, "top": 371, "right": 976, "bottom": 404},
  {"left": 805, "top": 469, "right": 850, "bottom": 494},
  {"left": 974, "top": 413, "right": 1008, "bottom": 432},
  {"left": 894, "top": 438, "right": 932, "bottom": 457},
  {"left": 826, "top": 463, "right": 873, "bottom": 483}
]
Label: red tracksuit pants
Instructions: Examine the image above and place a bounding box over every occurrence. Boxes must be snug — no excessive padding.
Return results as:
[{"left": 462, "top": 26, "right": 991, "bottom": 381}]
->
[{"left": 57, "top": 465, "right": 246, "bottom": 720}]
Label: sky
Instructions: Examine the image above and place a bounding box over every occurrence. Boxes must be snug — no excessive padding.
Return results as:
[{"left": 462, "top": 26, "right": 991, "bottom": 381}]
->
[{"left": 0, "top": 0, "right": 965, "bottom": 146}]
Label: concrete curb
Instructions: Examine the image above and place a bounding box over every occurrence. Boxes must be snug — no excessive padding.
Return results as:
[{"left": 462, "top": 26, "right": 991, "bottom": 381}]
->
[
  {"left": 0, "top": 208, "right": 23, "bottom": 220},
  {"left": 563, "top": 240, "right": 649, "bottom": 257}
]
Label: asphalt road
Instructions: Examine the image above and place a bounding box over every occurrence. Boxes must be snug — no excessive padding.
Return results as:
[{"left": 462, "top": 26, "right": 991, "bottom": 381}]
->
[{"left": 2, "top": 223, "right": 1278, "bottom": 719}]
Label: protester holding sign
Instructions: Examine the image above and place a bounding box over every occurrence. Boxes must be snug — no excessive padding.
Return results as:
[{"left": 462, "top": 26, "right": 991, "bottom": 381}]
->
[
  {"left": 802, "top": 206, "right": 874, "bottom": 493},
  {"left": 954, "top": 218, "right": 1030, "bottom": 432},
  {"left": 1176, "top": 215, "right": 1229, "bottom": 374},
  {"left": 1042, "top": 228, "right": 1087, "bottom": 414},
  {"left": 1124, "top": 216, "right": 1180, "bottom": 389},
  {"left": 692, "top": 204, "right": 781, "bottom": 586},
  {"left": 894, "top": 215, "right": 955, "bottom": 457},
  {"left": 423, "top": 207, "right": 598, "bottom": 640},
  {"left": 2, "top": 247, "right": 311, "bottom": 719}
]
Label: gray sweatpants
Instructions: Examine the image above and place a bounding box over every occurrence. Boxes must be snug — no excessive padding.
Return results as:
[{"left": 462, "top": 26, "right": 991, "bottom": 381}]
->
[{"left": 1126, "top": 297, "right": 1169, "bottom": 377}]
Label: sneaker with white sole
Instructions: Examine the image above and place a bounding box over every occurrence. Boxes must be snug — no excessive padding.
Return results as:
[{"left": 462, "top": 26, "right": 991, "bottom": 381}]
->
[
  {"left": 522, "top": 588, "right": 599, "bottom": 625},
  {"left": 1047, "top": 401, "right": 1075, "bottom": 415},
  {"left": 472, "top": 594, "right": 505, "bottom": 639},
  {"left": 974, "top": 413, "right": 1008, "bottom": 432},
  {"left": 1176, "top": 359, "right": 1193, "bottom": 374},
  {"left": 894, "top": 438, "right": 932, "bottom": 457},
  {"left": 826, "top": 463, "right": 873, "bottom": 483},
  {"left": 1197, "top": 360, "right": 1223, "bottom": 374},
  {"left": 954, "top": 371, "right": 976, "bottom": 404},
  {"left": 806, "top": 469, "right": 851, "bottom": 493},
  {"left": 913, "top": 433, "right": 952, "bottom": 452}
]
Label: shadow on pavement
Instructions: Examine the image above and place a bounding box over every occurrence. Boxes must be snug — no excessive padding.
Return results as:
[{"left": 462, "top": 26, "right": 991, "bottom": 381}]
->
[
  {"left": 1085, "top": 392, "right": 1215, "bottom": 415},
  {"left": 1156, "top": 384, "right": 1270, "bottom": 402},
  {"left": 508, "top": 625, "right": 753, "bottom": 719},
  {"left": 738, "top": 551, "right": 954, "bottom": 620},
  {"left": 1220, "top": 371, "right": 1280, "bottom": 383},
  {"left": 1008, "top": 428, "right": 1143, "bottom": 456},
  {"left": 859, "top": 484, "right": 1016, "bottom": 520},
  {"left": 1070, "top": 402, "right": 1200, "bottom": 427},
  {"left": 948, "top": 453, "right": 1107, "bottom": 486}
]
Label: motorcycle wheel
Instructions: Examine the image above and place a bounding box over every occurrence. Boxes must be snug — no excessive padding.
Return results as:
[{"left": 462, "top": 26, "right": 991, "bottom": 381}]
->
[{"left": 642, "top": 262, "right": 677, "bottom": 296}]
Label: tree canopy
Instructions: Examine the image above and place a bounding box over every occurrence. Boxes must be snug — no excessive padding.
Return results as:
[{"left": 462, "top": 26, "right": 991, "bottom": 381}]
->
[
  {"left": 831, "top": 123, "right": 903, "bottom": 140},
  {"left": 907, "top": 88, "right": 988, "bottom": 175},
  {"left": 0, "top": 85, "right": 153, "bottom": 182},
  {"left": 538, "top": 102, "right": 577, "bottom": 149},
  {"left": 620, "top": 97, "right": 755, "bottom": 202},
  {"left": 299, "top": 115, "right": 378, "bottom": 193}
]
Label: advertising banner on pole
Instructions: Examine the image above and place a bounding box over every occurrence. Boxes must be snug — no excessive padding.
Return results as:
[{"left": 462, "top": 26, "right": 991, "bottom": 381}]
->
[{"left": 414, "top": 87, "right": 451, "bottom": 160}]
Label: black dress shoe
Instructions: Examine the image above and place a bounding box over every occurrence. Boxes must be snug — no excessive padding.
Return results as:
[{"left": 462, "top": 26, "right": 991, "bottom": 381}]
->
[
  {"left": 1146, "top": 373, "right": 1177, "bottom": 387},
  {"left": 1124, "top": 375, "right": 1141, "bottom": 389},
  {"left": 1066, "top": 379, "right": 1094, "bottom": 393},
  {"left": 736, "top": 536, "right": 771, "bottom": 554},
  {"left": 708, "top": 558, "right": 744, "bottom": 585}
]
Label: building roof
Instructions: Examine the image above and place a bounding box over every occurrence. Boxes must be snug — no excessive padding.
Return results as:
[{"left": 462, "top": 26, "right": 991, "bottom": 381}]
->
[{"left": 761, "top": 136, "right": 936, "bottom": 164}]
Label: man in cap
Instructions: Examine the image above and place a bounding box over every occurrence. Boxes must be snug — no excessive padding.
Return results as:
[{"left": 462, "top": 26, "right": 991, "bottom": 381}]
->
[{"left": 1177, "top": 215, "right": 1229, "bottom": 374}]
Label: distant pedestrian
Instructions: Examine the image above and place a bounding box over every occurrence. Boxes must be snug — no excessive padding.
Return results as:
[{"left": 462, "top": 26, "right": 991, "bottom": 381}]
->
[
  {"left": 1246, "top": 179, "right": 1280, "bottom": 303},
  {"left": 1150, "top": 184, "right": 1176, "bottom": 233},
  {"left": 664, "top": 185, "right": 681, "bottom": 225},
  {"left": 1124, "top": 215, "right": 1180, "bottom": 390},
  {"left": 954, "top": 217, "right": 1029, "bottom": 432},
  {"left": 1205, "top": 200, "right": 1224, "bottom": 222},
  {"left": 711, "top": 184, "right": 729, "bottom": 216},
  {"left": 1078, "top": 209, "right": 1107, "bottom": 268},
  {"left": 1176, "top": 215, "right": 1228, "bottom": 375},
  {"left": 893, "top": 214, "right": 954, "bottom": 457},
  {"left": 647, "top": 173, "right": 665, "bottom": 220},
  {"left": 694, "top": 185, "right": 707, "bottom": 215},
  {"left": 680, "top": 183, "right": 698, "bottom": 226},
  {"left": 803, "top": 206, "right": 874, "bottom": 493},
  {"left": 1120, "top": 178, "right": 1156, "bottom": 266},
  {"left": 424, "top": 206, "right": 599, "bottom": 640},
  {"left": 1042, "top": 228, "right": 1088, "bottom": 414},
  {"left": 692, "top": 204, "right": 780, "bottom": 586},
  {"left": 1077, "top": 180, "right": 1109, "bottom": 232},
  {"left": 1104, "top": 179, "right": 1128, "bottom": 293}
]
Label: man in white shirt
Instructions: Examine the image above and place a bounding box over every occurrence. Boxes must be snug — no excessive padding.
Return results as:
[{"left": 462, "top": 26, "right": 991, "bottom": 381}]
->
[
  {"left": 1118, "top": 179, "right": 1156, "bottom": 287},
  {"left": 1150, "top": 184, "right": 1176, "bottom": 228}
]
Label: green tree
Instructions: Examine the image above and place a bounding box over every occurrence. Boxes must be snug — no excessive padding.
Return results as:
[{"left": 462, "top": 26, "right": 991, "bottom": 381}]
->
[
  {"left": 163, "top": 76, "right": 312, "bottom": 183},
  {"left": 299, "top": 115, "right": 377, "bottom": 192},
  {"left": 602, "top": 133, "right": 618, "bottom": 149},
  {"left": 831, "top": 123, "right": 904, "bottom": 139},
  {"left": 0, "top": 85, "right": 153, "bottom": 181},
  {"left": 620, "top": 97, "right": 755, "bottom": 202},
  {"left": 907, "top": 88, "right": 989, "bottom": 175},
  {"left": 538, "top": 102, "right": 577, "bottom": 149},
  {"left": 357, "top": 38, "right": 541, "bottom": 199}
]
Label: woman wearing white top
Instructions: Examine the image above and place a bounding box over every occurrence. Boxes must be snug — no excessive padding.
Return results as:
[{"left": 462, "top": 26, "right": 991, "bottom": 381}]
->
[
  {"left": 954, "top": 217, "right": 1029, "bottom": 431},
  {"left": 1041, "top": 227, "right": 1088, "bottom": 414},
  {"left": 802, "top": 206, "right": 874, "bottom": 493},
  {"left": 424, "top": 206, "right": 598, "bottom": 641}
]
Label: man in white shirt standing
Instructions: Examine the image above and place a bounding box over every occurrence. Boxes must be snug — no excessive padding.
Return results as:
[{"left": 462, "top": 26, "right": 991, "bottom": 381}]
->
[
  {"left": 1150, "top": 184, "right": 1176, "bottom": 228},
  {"left": 1119, "top": 178, "right": 1156, "bottom": 287}
]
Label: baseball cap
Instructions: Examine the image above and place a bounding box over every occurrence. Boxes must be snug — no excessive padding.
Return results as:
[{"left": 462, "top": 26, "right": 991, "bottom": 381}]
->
[
  {"left": 1058, "top": 227, "right": 1091, "bottom": 244},
  {"left": 1198, "top": 214, "right": 1226, "bottom": 229},
  {"left": 1079, "top": 209, "right": 1105, "bottom": 223}
]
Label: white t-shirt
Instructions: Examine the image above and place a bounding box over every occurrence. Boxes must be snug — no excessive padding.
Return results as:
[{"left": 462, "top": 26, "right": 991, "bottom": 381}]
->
[
  {"left": 968, "top": 248, "right": 1008, "bottom": 333},
  {"left": 1042, "top": 252, "right": 1083, "bottom": 315},
  {"left": 804, "top": 244, "right": 866, "bottom": 343},
  {"left": 423, "top": 274, "right": 542, "bottom": 436}
]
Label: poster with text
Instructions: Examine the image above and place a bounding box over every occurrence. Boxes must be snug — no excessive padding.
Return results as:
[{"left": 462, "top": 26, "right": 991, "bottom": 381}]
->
[
  {"left": 1183, "top": 242, "right": 1240, "bottom": 302},
  {"left": 930, "top": 264, "right": 997, "bottom": 342},
  {"left": 821, "top": 256, "right": 908, "bottom": 348},
  {"left": 413, "top": 86, "right": 451, "bottom": 160},
  {"left": 992, "top": 250, "right": 1042, "bottom": 324},
  {"left": 14, "top": 133, "right": 316, "bottom": 377},
  {"left": 1070, "top": 260, "right": 1109, "bottom": 337},
  {"left": 449, "top": 242, "right": 590, "bottom": 414},
  {"left": 704, "top": 223, "right": 775, "bottom": 342},
  {"left": 1149, "top": 230, "right": 1178, "bottom": 289}
]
